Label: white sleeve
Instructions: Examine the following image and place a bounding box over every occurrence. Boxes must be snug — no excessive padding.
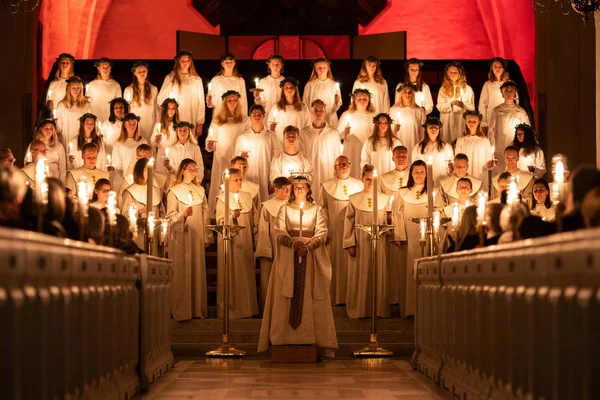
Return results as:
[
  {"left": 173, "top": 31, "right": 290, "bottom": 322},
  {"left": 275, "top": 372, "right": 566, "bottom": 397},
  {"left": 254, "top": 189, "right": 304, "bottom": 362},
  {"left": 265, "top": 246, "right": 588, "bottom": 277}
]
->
[{"left": 478, "top": 82, "right": 490, "bottom": 127}]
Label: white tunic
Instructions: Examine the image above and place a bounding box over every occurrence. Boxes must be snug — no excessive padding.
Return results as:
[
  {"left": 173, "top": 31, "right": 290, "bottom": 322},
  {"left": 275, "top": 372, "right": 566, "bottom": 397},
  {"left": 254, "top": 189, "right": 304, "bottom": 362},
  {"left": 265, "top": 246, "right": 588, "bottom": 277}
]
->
[
  {"left": 112, "top": 137, "right": 147, "bottom": 176},
  {"left": 517, "top": 147, "right": 546, "bottom": 179},
  {"left": 87, "top": 79, "right": 122, "bottom": 122},
  {"left": 162, "top": 141, "right": 204, "bottom": 183},
  {"left": 207, "top": 75, "right": 248, "bottom": 118},
  {"left": 389, "top": 105, "right": 425, "bottom": 162},
  {"left": 360, "top": 137, "right": 403, "bottom": 175},
  {"left": 338, "top": 110, "right": 377, "bottom": 179},
  {"left": 47, "top": 77, "right": 68, "bottom": 106},
  {"left": 531, "top": 203, "right": 556, "bottom": 222},
  {"left": 395, "top": 82, "right": 434, "bottom": 115},
  {"left": 438, "top": 174, "right": 483, "bottom": 205},
  {"left": 302, "top": 78, "right": 342, "bottom": 128},
  {"left": 492, "top": 169, "right": 534, "bottom": 200},
  {"left": 157, "top": 72, "right": 205, "bottom": 125},
  {"left": 455, "top": 135, "right": 493, "bottom": 186},
  {"left": 411, "top": 142, "right": 454, "bottom": 186},
  {"left": 255, "top": 75, "right": 285, "bottom": 116},
  {"left": 100, "top": 120, "right": 121, "bottom": 156},
  {"left": 65, "top": 167, "right": 110, "bottom": 198},
  {"left": 56, "top": 101, "right": 91, "bottom": 147},
  {"left": 479, "top": 81, "right": 504, "bottom": 127},
  {"left": 488, "top": 103, "right": 530, "bottom": 171},
  {"left": 436, "top": 85, "right": 475, "bottom": 143},
  {"left": 267, "top": 103, "right": 312, "bottom": 143},
  {"left": 66, "top": 137, "right": 108, "bottom": 171},
  {"left": 269, "top": 152, "right": 313, "bottom": 183},
  {"left": 124, "top": 84, "right": 159, "bottom": 142},
  {"left": 150, "top": 121, "right": 176, "bottom": 150},
  {"left": 24, "top": 142, "right": 66, "bottom": 183},
  {"left": 352, "top": 79, "right": 390, "bottom": 115},
  {"left": 300, "top": 123, "right": 341, "bottom": 192},
  {"left": 380, "top": 168, "right": 410, "bottom": 195}
]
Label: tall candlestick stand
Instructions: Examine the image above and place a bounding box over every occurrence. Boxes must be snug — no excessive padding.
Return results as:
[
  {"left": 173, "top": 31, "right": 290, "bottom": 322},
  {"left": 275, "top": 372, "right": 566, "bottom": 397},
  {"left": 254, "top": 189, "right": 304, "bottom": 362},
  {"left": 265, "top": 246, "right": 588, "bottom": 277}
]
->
[
  {"left": 353, "top": 222, "right": 394, "bottom": 357},
  {"left": 206, "top": 222, "right": 246, "bottom": 358}
]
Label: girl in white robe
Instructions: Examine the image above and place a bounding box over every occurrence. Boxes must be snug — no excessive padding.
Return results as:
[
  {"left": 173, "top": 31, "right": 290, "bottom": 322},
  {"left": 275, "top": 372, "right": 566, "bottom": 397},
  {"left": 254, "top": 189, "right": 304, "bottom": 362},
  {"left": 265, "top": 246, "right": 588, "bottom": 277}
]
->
[
  {"left": 455, "top": 111, "right": 493, "bottom": 187},
  {"left": 56, "top": 76, "right": 91, "bottom": 148},
  {"left": 206, "top": 90, "right": 249, "bottom": 215},
  {"left": 46, "top": 53, "right": 75, "bottom": 112},
  {"left": 302, "top": 58, "right": 342, "bottom": 128},
  {"left": 258, "top": 177, "right": 338, "bottom": 353},
  {"left": 390, "top": 83, "right": 426, "bottom": 161},
  {"left": 124, "top": 61, "right": 159, "bottom": 142},
  {"left": 530, "top": 179, "right": 556, "bottom": 222},
  {"left": 513, "top": 123, "right": 546, "bottom": 179},
  {"left": 110, "top": 113, "right": 148, "bottom": 180},
  {"left": 436, "top": 62, "right": 475, "bottom": 144},
  {"left": 343, "top": 164, "right": 391, "bottom": 318},
  {"left": 87, "top": 58, "right": 122, "bottom": 122},
  {"left": 360, "top": 113, "right": 403, "bottom": 175},
  {"left": 150, "top": 98, "right": 179, "bottom": 155},
  {"left": 412, "top": 117, "right": 454, "bottom": 186},
  {"left": 254, "top": 54, "right": 285, "bottom": 116},
  {"left": 101, "top": 98, "right": 128, "bottom": 157},
  {"left": 215, "top": 168, "right": 259, "bottom": 319},
  {"left": 161, "top": 122, "right": 204, "bottom": 183},
  {"left": 352, "top": 56, "right": 390, "bottom": 114},
  {"left": 206, "top": 52, "right": 248, "bottom": 120},
  {"left": 267, "top": 77, "right": 312, "bottom": 143},
  {"left": 157, "top": 51, "right": 205, "bottom": 137},
  {"left": 25, "top": 119, "right": 66, "bottom": 182},
  {"left": 395, "top": 58, "right": 434, "bottom": 115},
  {"left": 67, "top": 113, "right": 108, "bottom": 170},
  {"left": 338, "top": 89, "right": 377, "bottom": 179},
  {"left": 478, "top": 57, "right": 516, "bottom": 129},
  {"left": 167, "top": 158, "right": 211, "bottom": 320}
]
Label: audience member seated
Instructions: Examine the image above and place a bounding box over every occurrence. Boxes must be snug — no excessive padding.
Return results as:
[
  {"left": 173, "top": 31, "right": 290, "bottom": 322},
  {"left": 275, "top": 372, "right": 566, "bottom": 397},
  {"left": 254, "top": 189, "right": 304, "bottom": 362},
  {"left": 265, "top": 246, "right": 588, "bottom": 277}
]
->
[
  {"left": 582, "top": 186, "right": 600, "bottom": 228},
  {"left": 518, "top": 215, "right": 556, "bottom": 239},
  {"left": 484, "top": 203, "right": 505, "bottom": 246},
  {"left": 561, "top": 165, "right": 600, "bottom": 232},
  {"left": 0, "top": 166, "right": 28, "bottom": 228},
  {"left": 498, "top": 202, "right": 529, "bottom": 244},
  {"left": 447, "top": 205, "right": 480, "bottom": 252}
]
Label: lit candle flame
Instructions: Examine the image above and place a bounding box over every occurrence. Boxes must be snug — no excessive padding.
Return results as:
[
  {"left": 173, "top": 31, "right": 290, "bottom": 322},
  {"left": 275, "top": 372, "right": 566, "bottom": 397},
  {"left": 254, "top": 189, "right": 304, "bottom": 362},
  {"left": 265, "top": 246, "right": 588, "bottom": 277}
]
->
[
  {"left": 254, "top": 78, "right": 259, "bottom": 88},
  {"left": 128, "top": 204, "right": 138, "bottom": 234},
  {"left": 106, "top": 154, "right": 111, "bottom": 166},
  {"left": 147, "top": 212, "right": 155, "bottom": 238},
  {"left": 148, "top": 157, "right": 154, "bottom": 167},
  {"left": 420, "top": 218, "right": 427, "bottom": 241},
  {"left": 165, "top": 148, "right": 169, "bottom": 159},
  {"left": 107, "top": 191, "right": 117, "bottom": 226}
]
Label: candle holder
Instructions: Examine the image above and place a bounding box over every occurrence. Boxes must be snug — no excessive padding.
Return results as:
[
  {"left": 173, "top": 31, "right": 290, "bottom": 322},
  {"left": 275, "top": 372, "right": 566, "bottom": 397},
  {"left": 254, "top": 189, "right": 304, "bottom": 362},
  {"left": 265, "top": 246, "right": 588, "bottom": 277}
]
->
[
  {"left": 206, "top": 223, "right": 247, "bottom": 358},
  {"left": 353, "top": 222, "right": 395, "bottom": 358}
]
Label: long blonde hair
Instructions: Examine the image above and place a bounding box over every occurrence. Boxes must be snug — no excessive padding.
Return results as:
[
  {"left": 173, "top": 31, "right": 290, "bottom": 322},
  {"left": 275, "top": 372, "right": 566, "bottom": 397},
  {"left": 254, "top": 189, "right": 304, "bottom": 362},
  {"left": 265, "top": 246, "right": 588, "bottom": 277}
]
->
[
  {"left": 61, "top": 77, "right": 88, "bottom": 109},
  {"left": 171, "top": 158, "right": 200, "bottom": 187},
  {"left": 348, "top": 92, "right": 375, "bottom": 113},
  {"left": 171, "top": 123, "right": 198, "bottom": 146},
  {"left": 34, "top": 120, "right": 59, "bottom": 148},
  {"left": 214, "top": 93, "right": 245, "bottom": 125},
  {"left": 117, "top": 114, "right": 143, "bottom": 143},
  {"left": 441, "top": 62, "right": 467, "bottom": 98},
  {"left": 308, "top": 60, "right": 335, "bottom": 81},
  {"left": 356, "top": 57, "right": 385, "bottom": 84},
  {"left": 397, "top": 85, "right": 417, "bottom": 108},
  {"left": 171, "top": 52, "right": 200, "bottom": 90}
]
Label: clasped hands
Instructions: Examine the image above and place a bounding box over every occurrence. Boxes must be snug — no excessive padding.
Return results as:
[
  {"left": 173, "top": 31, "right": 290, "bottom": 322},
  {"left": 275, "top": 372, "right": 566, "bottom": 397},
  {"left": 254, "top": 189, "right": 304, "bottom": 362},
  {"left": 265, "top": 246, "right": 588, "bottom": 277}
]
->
[{"left": 293, "top": 240, "right": 309, "bottom": 257}]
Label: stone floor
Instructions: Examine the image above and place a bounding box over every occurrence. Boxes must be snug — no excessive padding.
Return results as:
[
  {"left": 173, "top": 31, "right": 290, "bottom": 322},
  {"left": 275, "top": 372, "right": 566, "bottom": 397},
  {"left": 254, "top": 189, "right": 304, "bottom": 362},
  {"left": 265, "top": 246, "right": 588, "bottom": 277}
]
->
[{"left": 143, "top": 359, "right": 450, "bottom": 399}]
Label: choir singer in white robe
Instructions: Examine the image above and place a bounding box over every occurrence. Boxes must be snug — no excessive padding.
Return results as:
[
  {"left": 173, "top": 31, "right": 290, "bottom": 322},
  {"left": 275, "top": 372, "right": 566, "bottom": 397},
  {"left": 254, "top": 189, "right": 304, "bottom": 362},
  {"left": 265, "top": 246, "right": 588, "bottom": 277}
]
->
[
  {"left": 254, "top": 54, "right": 285, "bottom": 116},
  {"left": 269, "top": 126, "right": 313, "bottom": 184}
]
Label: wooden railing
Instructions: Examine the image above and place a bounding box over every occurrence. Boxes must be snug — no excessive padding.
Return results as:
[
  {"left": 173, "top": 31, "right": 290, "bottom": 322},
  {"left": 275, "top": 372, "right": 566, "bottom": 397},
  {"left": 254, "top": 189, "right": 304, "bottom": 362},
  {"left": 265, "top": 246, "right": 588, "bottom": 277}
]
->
[
  {"left": 413, "top": 227, "right": 600, "bottom": 400},
  {"left": 0, "top": 227, "right": 174, "bottom": 400}
]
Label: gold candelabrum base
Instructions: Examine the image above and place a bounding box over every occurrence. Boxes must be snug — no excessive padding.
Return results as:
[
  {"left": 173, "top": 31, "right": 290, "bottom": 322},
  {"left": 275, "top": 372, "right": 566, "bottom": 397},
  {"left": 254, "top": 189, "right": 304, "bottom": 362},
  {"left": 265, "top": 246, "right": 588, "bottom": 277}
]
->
[
  {"left": 353, "top": 224, "right": 394, "bottom": 358},
  {"left": 206, "top": 223, "right": 247, "bottom": 358},
  {"left": 410, "top": 217, "right": 449, "bottom": 257}
]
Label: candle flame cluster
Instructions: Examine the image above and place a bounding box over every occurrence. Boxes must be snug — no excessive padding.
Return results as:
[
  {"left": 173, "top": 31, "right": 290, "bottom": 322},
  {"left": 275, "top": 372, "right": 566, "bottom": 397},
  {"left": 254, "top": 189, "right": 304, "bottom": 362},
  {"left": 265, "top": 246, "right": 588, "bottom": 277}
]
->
[
  {"left": 107, "top": 191, "right": 117, "bottom": 226},
  {"left": 128, "top": 204, "right": 138, "bottom": 235},
  {"left": 77, "top": 178, "right": 89, "bottom": 217},
  {"left": 147, "top": 212, "right": 155, "bottom": 239},
  {"left": 35, "top": 158, "right": 48, "bottom": 205}
]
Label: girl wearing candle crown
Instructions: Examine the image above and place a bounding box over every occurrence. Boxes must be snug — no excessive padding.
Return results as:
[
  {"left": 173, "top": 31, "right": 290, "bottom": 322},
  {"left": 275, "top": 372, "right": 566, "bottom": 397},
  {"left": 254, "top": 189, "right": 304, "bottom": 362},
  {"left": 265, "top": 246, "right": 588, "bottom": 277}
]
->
[
  {"left": 87, "top": 57, "right": 123, "bottom": 122},
  {"left": 206, "top": 52, "right": 248, "bottom": 120},
  {"left": 267, "top": 77, "right": 312, "bottom": 143},
  {"left": 56, "top": 76, "right": 91, "bottom": 148},
  {"left": 215, "top": 167, "right": 258, "bottom": 319},
  {"left": 206, "top": 90, "right": 249, "bottom": 215},
  {"left": 25, "top": 119, "right": 66, "bottom": 182},
  {"left": 343, "top": 164, "right": 392, "bottom": 318},
  {"left": 478, "top": 57, "right": 514, "bottom": 129},
  {"left": 392, "top": 160, "right": 430, "bottom": 317},
  {"left": 412, "top": 117, "right": 454, "bottom": 186},
  {"left": 167, "top": 158, "right": 211, "bottom": 320},
  {"left": 111, "top": 113, "right": 147, "bottom": 178},
  {"left": 395, "top": 58, "right": 433, "bottom": 115},
  {"left": 389, "top": 83, "right": 425, "bottom": 162},
  {"left": 103, "top": 98, "right": 129, "bottom": 156},
  {"left": 124, "top": 61, "right": 159, "bottom": 142},
  {"left": 455, "top": 110, "right": 493, "bottom": 186},
  {"left": 530, "top": 178, "right": 556, "bottom": 222},
  {"left": 151, "top": 98, "right": 179, "bottom": 155},
  {"left": 46, "top": 53, "right": 75, "bottom": 111},
  {"left": 258, "top": 174, "right": 338, "bottom": 354},
  {"left": 361, "top": 113, "right": 402, "bottom": 175},
  {"left": 338, "top": 88, "right": 377, "bottom": 179},
  {"left": 352, "top": 56, "right": 390, "bottom": 114},
  {"left": 302, "top": 57, "right": 342, "bottom": 128},
  {"left": 513, "top": 123, "right": 546, "bottom": 179},
  {"left": 162, "top": 121, "right": 204, "bottom": 183},
  {"left": 157, "top": 51, "right": 205, "bottom": 137},
  {"left": 436, "top": 62, "right": 475, "bottom": 144},
  {"left": 67, "top": 113, "right": 108, "bottom": 170},
  {"left": 254, "top": 54, "right": 285, "bottom": 116}
]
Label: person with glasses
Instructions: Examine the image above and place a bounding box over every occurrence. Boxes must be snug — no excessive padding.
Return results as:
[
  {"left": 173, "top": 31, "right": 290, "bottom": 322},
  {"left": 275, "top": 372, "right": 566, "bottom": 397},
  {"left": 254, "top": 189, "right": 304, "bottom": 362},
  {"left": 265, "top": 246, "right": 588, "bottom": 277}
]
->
[
  {"left": 65, "top": 143, "right": 110, "bottom": 201},
  {"left": 161, "top": 121, "right": 204, "bottom": 184},
  {"left": 166, "top": 158, "right": 211, "bottom": 321},
  {"left": 0, "top": 149, "right": 15, "bottom": 167},
  {"left": 439, "top": 153, "right": 482, "bottom": 206},
  {"left": 26, "top": 119, "right": 66, "bottom": 182},
  {"left": 360, "top": 113, "right": 402, "bottom": 175},
  {"left": 317, "top": 155, "right": 363, "bottom": 305},
  {"left": 19, "top": 141, "right": 46, "bottom": 186}
]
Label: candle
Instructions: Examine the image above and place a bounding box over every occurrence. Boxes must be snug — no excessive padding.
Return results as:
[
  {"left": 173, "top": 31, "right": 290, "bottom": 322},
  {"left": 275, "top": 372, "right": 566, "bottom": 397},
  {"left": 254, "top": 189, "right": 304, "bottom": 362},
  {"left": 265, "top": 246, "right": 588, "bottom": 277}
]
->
[
  {"left": 273, "top": 109, "right": 278, "bottom": 119},
  {"left": 125, "top": 92, "right": 132, "bottom": 102},
  {"left": 146, "top": 157, "right": 154, "bottom": 218},
  {"left": 164, "top": 147, "right": 169, "bottom": 159},
  {"left": 157, "top": 122, "right": 161, "bottom": 133},
  {"left": 426, "top": 157, "right": 433, "bottom": 220},
  {"left": 35, "top": 158, "right": 48, "bottom": 204},
  {"left": 419, "top": 218, "right": 427, "bottom": 242},
  {"left": 161, "top": 219, "right": 168, "bottom": 244},
  {"left": 107, "top": 191, "right": 117, "bottom": 226},
  {"left": 85, "top": 84, "right": 90, "bottom": 94},
  {"left": 208, "top": 128, "right": 215, "bottom": 141},
  {"left": 25, "top": 152, "right": 32, "bottom": 163},
  {"left": 47, "top": 89, "right": 53, "bottom": 101},
  {"left": 254, "top": 78, "right": 259, "bottom": 88},
  {"left": 224, "top": 169, "right": 230, "bottom": 225},
  {"left": 395, "top": 111, "right": 401, "bottom": 125},
  {"left": 188, "top": 192, "right": 193, "bottom": 205},
  {"left": 554, "top": 158, "right": 566, "bottom": 203},
  {"left": 96, "top": 121, "right": 102, "bottom": 135},
  {"left": 243, "top": 139, "right": 248, "bottom": 153},
  {"left": 507, "top": 178, "right": 519, "bottom": 205},
  {"left": 415, "top": 91, "right": 424, "bottom": 107},
  {"left": 77, "top": 179, "right": 89, "bottom": 216},
  {"left": 432, "top": 190, "right": 437, "bottom": 206},
  {"left": 340, "top": 144, "right": 344, "bottom": 154},
  {"left": 433, "top": 211, "right": 440, "bottom": 237},
  {"left": 207, "top": 82, "right": 212, "bottom": 93},
  {"left": 490, "top": 146, "right": 495, "bottom": 161},
  {"left": 128, "top": 204, "right": 138, "bottom": 235},
  {"left": 147, "top": 212, "right": 155, "bottom": 239},
  {"left": 551, "top": 183, "right": 560, "bottom": 205},
  {"left": 106, "top": 154, "right": 111, "bottom": 167},
  {"left": 52, "top": 109, "right": 57, "bottom": 119},
  {"left": 451, "top": 203, "right": 460, "bottom": 232},
  {"left": 68, "top": 143, "right": 73, "bottom": 155},
  {"left": 526, "top": 155, "right": 534, "bottom": 167},
  {"left": 169, "top": 91, "right": 174, "bottom": 99},
  {"left": 387, "top": 195, "right": 394, "bottom": 212},
  {"left": 335, "top": 82, "right": 340, "bottom": 95},
  {"left": 233, "top": 193, "right": 239, "bottom": 209},
  {"left": 445, "top": 148, "right": 453, "bottom": 162},
  {"left": 476, "top": 192, "right": 487, "bottom": 226},
  {"left": 372, "top": 169, "right": 378, "bottom": 225}
]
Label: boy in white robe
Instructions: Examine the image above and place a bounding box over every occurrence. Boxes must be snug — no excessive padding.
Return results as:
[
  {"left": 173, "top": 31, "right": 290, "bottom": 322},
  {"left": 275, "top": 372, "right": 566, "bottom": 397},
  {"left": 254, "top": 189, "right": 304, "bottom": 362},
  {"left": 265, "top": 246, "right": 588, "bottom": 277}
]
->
[
  {"left": 439, "top": 153, "right": 482, "bottom": 205},
  {"left": 492, "top": 146, "right": 534, "bottom": 201},
  {"left": 381, "top": 146, "right": 410, "bottom": 195},
  {"left": 442, "top": 177, "right": 474, "bottom": 218},
  {"left": 65, "top": 143, "right": 110, "bottom": 200},
  {"left": 19, "top": 140, "right": 46, "bottom": 187},
  {"left": 116, "top": 144, "right": 167, "bottom": 209},
  {"left": 229, "top": 156, "right": 261, "bottom": 211},
  {"left": 269, "top": 125, "right": 312, "bottom": 184}
]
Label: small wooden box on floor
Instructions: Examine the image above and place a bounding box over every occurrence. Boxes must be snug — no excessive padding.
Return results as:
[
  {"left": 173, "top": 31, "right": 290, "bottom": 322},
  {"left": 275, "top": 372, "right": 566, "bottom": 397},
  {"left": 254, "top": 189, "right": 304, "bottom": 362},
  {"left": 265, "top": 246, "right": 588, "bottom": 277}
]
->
[{"left": 271, "top": 345, "right": 317, "bottom": 363}]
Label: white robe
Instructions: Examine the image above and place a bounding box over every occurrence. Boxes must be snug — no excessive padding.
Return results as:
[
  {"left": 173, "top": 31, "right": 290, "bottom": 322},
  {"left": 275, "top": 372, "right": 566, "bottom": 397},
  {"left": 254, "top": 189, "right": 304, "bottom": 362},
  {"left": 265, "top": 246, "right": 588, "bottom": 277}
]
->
[
  {"left": 302, "top": 78, "right": 342, "bottom": 128},
  {"left": 300, "top": 123, "right": 341, "bottom": 192},
  {"left": 234, "top": 127, "right": 282, "bottom": 202},
  {"left": 488, "top": 103, "right": 530, "bottom": 171},
  {"left": 167, "top": 183, "right": 211, "bottom": 320},
  {"left": 87, "top": 79, "right": 122, "bottom": 122},
  {"left": 436, "top": 85, "right": 475, "bottom": 143},
  {"left": 343, "top": 191, "right": 391, "bottom": 318},
  {"left": 338, "top": 110, "right": 377, "bottom": 179},
  {"left": 380, "top": 168, "right": 410, "bottom": 195},
  {"left": 65, "top": 167, "right": 110, "bottom": 199},
  {"left": 150, "top": 121, "right": 176, "bottom": 150},
  {"left": 66, "top": 137, "right": 108, "bottom": 171},
  {"left": 124, "top": 84, "right": 159, "bottom": 142},
  {"left": 352, "top": 79, "right": 390, "bottom": 115},
  {"left": 47, "top": 77, "right": 68, "bottom": 107},
  {"left": 269, "top": 152, "right": 313, "bottom": 184},
  {"left": 116, "top": 171, "right": 167, "bottom": 210},
  {"left": 215, "top": 191, "right": 259, "bottom": 319},
  {"left": 56, "top": 101, "right": 91, "bottom": 147},
  {"left": 389, "top": 105, "right": 425, "bottom": 162},
  {"left": 531, "top": 203, "right": 556, "bottom": 222},
  {"left": 360, "top": 137, "right": 403, "bottom": 175},
  {"left": 411, "top": 142, "right": 454, "bottom": 186},
  {"left": 161, "top": 141, "right": 204, "bottom": 183},
  {"left": 454, "top": 135, "right": 493, "bottom": 187},
  {"left": 207, "top": 75, "right": 248, "bottom": 118},
  {"left": 24, "top": 142, "right": 66, "bottom": 183},
  {"left": 517, "top": 147, "right": 546, "bottom": 179},
  {"left": 492, "top": 169, "right": 534, "bottom": 200},
  {"left": 206, "top": 117, "right": 250, "bottom": 215},
  {"left": 395, "top": 82, "right": 434, "bottom": 115},
  {"left": 112, "top": 137, "right": 148, "bottom": 176},
  {"left": 100, "top": 120, "right": 121, "bottom": 156},
  {"left": 121, "top": 183, "right": 162, "bottom": 251},
  {"left": 317, "top": 177, "right": 363, "bottom": 304},
  {"left": 267, "top": 103, "right": 312, "bottom": 144},
  {"left": 438, "top": 174, "right": 483, "bottom": 205},
  {"left": 255, "top": 75, "right": 285, "bottom": 116},
  {"left": 258, "top": 202, "right": 338, "bottom": 352},
  {"left": 157, "top": 72, "right": 205, "bottom": 125},
  {"left": 479, "top": 81, "right": 509, "bottom": 127}
]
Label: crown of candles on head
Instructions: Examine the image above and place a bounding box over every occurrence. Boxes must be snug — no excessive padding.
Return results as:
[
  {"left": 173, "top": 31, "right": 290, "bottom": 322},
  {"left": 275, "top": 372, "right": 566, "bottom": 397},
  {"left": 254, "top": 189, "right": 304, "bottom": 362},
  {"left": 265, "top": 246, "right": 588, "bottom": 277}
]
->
[{"left": 289, "top": 171, "right": 313, "bottom": 185}]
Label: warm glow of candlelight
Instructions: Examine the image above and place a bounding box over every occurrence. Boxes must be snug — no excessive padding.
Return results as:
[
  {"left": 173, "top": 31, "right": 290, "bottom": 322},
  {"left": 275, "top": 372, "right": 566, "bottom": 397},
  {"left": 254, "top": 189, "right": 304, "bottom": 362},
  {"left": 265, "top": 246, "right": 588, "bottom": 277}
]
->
[
  {"left": 147, "top": 212, "right": 155, "bottom": 238},
  {"left": 107, "top": 191, "right": 117, "bottom": 226},
  {"left": 128, "top": 204, "right": 138, "bottom": 234},
  {"left": 106, "top": 154, "right": 111, "bottom": 166},
  {"left": 452, "top": 203, "right": 460, "bottom": 231},
  {"left": 25, "top": 152, "right": 32, "bottom": 163},
  {"left": 77, "top": 179, "right": 89, "bottom": 216},
  {"left": 426, "top": 156, "right": 433, "bottom": 165},
  {"left": 387, "top": 196, "right": 394, "bottom": 212},
  {"left": 555, "top": 160, "right": 564, "bottom": 184},
  {"left": 68, "top": 143, "right": 73, "bottom": 155},
  {"left": 433, "top": 211, "right": 440, "bottom": 237},
  {"left": 340, "top": 144, "right": 344, "bottom": 154},
  {"left": 188, "top": 192, "right": 193, "bottom": 205},
  {"left": 161, "top": 219, "right": 168, "bottom": 243},
  {"left": 254, "top": 78, "right": 259, "bottom": 88},
  {"left": 420, "top": 218, "right": 427, "bottom": 241},
  {"left": 476, "top": 192, "right": 487, "bottom": 226},
  {"left": 148, "top": 157, "right": 154, "bottom": 167},
  {"left": 165, "top": 148, "right": 169, "bottom": 159}
]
